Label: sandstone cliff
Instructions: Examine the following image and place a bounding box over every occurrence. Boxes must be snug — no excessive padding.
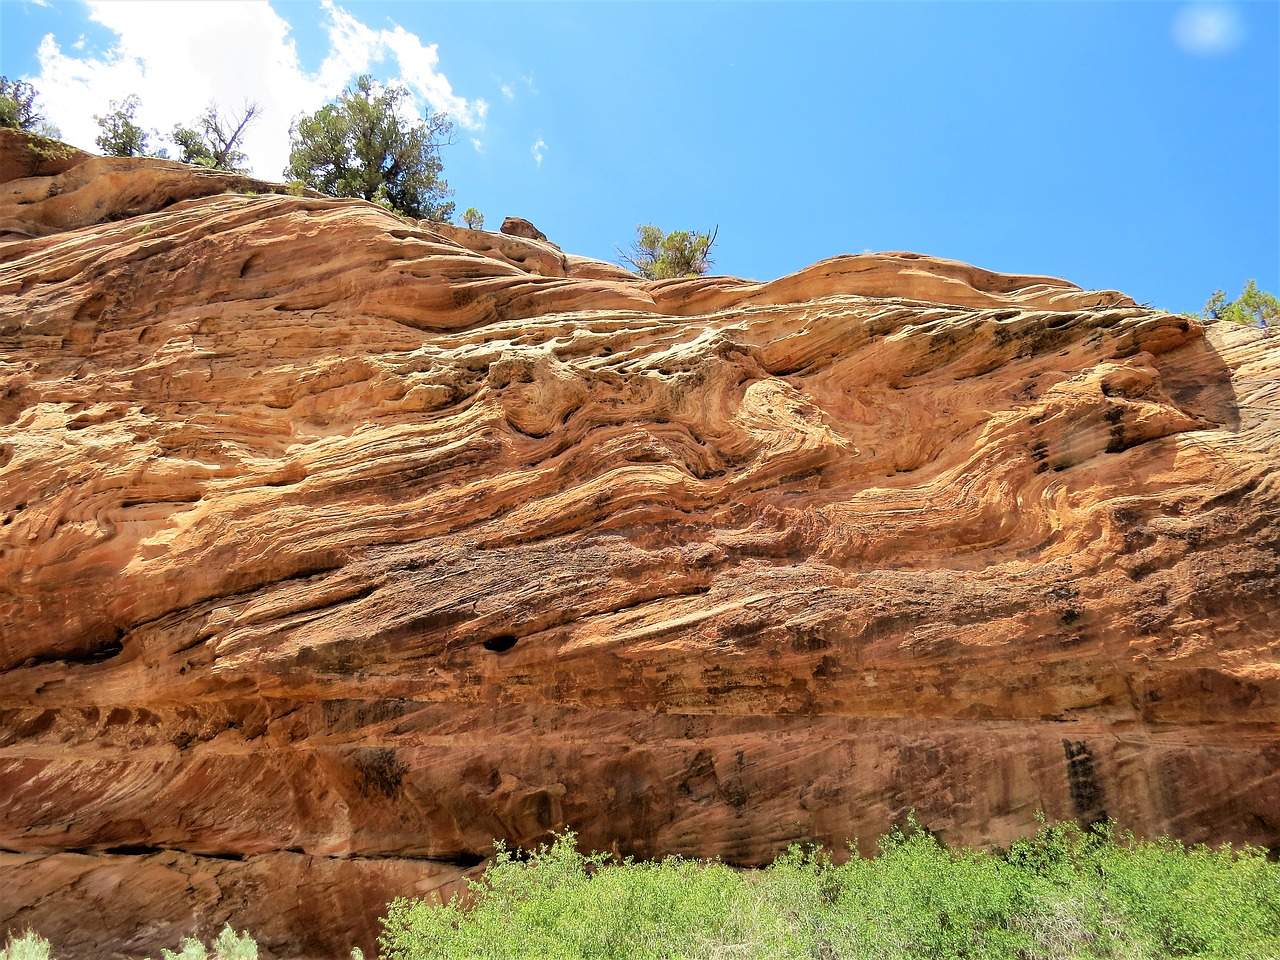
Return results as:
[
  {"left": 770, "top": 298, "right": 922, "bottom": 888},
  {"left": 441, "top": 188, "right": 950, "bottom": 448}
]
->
[{"left": 1, "top": 130, "right": 1277, "bottom": 959}]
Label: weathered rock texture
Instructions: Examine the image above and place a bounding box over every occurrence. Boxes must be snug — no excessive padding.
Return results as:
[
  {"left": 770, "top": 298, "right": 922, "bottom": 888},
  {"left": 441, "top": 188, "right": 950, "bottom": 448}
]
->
[
  {"left": 499, "top": 215, "right": 549, "bottom": 243},
  {"left": 1, "top": 135, "right": 1278, "bottom": 958}
]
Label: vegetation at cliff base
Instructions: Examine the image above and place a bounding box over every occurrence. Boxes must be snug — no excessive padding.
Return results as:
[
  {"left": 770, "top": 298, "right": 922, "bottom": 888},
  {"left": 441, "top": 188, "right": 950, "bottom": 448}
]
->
[
  {"left": 0, "top": 829, "right": 1274, "bottom": 957},
  {"left": 0, "top": 926, "right": 260, "bottom": 960},
  {"left": 0, "top": 930, "right": 51, "bottom": 960},
  {"left": 378, "top": 821, "right": 1279, "bottom": 960},
  {"left": 4, "top": 822, "right": 1278, "bottom": 959}
]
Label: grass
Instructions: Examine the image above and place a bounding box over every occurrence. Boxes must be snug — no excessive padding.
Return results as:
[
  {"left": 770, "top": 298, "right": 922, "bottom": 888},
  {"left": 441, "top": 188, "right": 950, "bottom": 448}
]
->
[{"left": 6, "top": 821, "right": 1277, "bottom": 959}]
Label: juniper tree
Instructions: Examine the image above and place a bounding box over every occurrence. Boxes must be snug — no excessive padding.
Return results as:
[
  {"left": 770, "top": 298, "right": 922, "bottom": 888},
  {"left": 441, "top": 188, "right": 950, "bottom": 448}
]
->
[
  {"left": 1202, "top": 280, "right": 1280, "bottom": 328},
  {"left": 285, "top": 75, "right": 454, "bottom": 221},
  {"left": 0, "top": 76, "right": 43, "bottom": 131},
  {"left": 620, "top": 224, "right": 718, "bottom": 279},
  {"left": 172, "top": 103, "right": 259, "bottom": 172},
  {"left": 94, "top": 95, "right": 151, "bottom": 157}
]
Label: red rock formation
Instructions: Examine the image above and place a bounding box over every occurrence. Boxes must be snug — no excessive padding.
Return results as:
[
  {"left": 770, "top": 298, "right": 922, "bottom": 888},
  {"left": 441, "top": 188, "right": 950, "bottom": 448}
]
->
[
  {"left": 499, "top": 215, "right": 549, "bottom": 243},
  {"left": 1, "top": 135, "right": 1277, "bottom": 958},
  {"left": 0, "top": 130, "right": 89, "bottom": 203}
]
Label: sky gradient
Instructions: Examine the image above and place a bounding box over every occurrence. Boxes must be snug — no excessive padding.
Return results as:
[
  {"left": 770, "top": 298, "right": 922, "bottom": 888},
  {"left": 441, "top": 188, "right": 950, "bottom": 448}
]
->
[{"left": 3, "top": 0, "right": 1277, "bottom": 314}]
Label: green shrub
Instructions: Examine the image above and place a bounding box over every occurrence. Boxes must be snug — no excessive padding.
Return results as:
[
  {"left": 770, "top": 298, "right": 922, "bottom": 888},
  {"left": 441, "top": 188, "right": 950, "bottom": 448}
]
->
[
  {"left": 0, "top": 77, "right": 45, "bottom": 132},
  {"left": 1203, "top": 280, "right": 1280, "bottom": 328},
  {"left": 157, "top": 925, "right": 257, "bottom": 960},
  {"left": 285, "top": 74, "right": 454, "bottom": 221},
  {"left": 0, "top": 931, "right": 50, "bottom": 960},
  {"left": 158, "top": 939, "right": 206, "bottom": 960},
  {"left": 619, "top": 224, "right": 718, "bottom": 279},
  {"left": 93, "top": 95, "right": 152, "bottom": 158},
  {"left": 380, "top": 822, "right": 1280, "bottom": 960},
  {"left": 7, "top": 823, "right": 1277, "bottom": 960},
  {"left": 171, "top": 104, "right": 259, "bottom": 173}
]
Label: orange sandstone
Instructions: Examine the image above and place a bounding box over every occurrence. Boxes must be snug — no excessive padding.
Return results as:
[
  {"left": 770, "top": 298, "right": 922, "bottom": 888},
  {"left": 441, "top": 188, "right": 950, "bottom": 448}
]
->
[{"left": 1, "top": 130, "right": 1277, "bottom": 958}]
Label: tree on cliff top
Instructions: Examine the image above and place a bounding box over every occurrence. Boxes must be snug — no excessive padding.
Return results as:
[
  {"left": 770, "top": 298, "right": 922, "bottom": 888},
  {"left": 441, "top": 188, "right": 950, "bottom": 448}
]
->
[
  {"left": 0, "top": 76, "right": 60, "bottom": 138},
  {"left": 0, "top": 77, "right": 43, "bottom": 131},
  {"left": 620, "top": 224, "right": 718, "bottom": 280},
  {"left": 94, "top": 95, "right": 152, "bottom": 157},
  {"left": 1203, "top": 280, "right": 1280, "bottom": 329},
  {"left": 172, "top": 103, "right": 259, "bottom": 173},
  {"left": 285, "top": 75, "right": 455, "bottom": 221}
]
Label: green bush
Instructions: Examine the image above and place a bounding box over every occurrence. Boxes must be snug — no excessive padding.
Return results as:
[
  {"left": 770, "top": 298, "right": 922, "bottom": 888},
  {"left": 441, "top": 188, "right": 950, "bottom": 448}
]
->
[
  {"left": 0, "top": 77, "right": 47, "bottom": 133},
  {"left": 171, "top": 104, "right": 258, "bottom": 173},
  {"left": 379, "top": 821, "right": 1280, "bottom": 960},
  {"left": 7, "top": 823, "right": 1277, "bottom": 959},
  {"left": 93, "top": 95, "right": 152, "bottom": 158},
  {"left": 0, "top": 931, "right": 50, "bottom": 960},
  {"left": 285, "top": 74, "right": 454, "bottom": 221},
  {"left": 619, "top": 224, "right": 718, "bottom": 280},
  {"left": 1203, "top": 280, "right": 1280, "bottom": 328},
  {"left": 157, "top": 925, "right": 257, "bottom": 960}
]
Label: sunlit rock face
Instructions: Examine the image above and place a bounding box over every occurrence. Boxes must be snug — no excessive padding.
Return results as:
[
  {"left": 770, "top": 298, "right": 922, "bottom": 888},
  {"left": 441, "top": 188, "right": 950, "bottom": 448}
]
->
[{"left": 1, "top": 130, "right": 1277, "bottom": 958}]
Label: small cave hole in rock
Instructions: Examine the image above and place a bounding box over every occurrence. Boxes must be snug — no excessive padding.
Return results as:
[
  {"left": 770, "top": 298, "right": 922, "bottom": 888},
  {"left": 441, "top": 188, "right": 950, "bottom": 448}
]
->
[
  {"left": 450, "top": 850, "right": 488, "bottom": 868},
  {"left": 483, "top": 634, "right": 519, "bottom": 653}
]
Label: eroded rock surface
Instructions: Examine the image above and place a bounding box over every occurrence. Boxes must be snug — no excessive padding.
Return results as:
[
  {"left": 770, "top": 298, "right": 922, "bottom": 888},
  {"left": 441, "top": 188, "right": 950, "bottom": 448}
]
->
[
  {"left": 1, "top": 139, "right": 1277, "bottom": 958},
  {"left": 499, "top": 215, "right": 549, "bottom": 242}
]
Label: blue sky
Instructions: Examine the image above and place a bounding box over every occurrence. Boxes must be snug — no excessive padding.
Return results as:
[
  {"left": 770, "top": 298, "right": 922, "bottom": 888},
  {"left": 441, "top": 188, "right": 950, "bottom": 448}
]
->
[{"left": 2, "top": 1, "right": 1276, "bottom": 313}]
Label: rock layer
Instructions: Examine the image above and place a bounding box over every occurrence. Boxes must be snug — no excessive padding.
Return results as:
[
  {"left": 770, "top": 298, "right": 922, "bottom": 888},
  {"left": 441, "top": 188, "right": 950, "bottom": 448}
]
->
[{"left": 1, "top": 138, "right": 1278, "bottom": 959}]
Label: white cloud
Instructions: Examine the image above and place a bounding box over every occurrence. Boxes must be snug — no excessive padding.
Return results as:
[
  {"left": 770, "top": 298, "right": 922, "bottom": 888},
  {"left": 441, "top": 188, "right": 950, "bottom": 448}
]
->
[
  {"left": 531, "top": 136, "right": 546, "bottom": 168},
  {"left": 25, "top": 0, "right": 485, "bottom": 179},
  {"left": 1172, "top": 4, "right": 1244, "bottom": 56},
  {"left": 471, "top": 137, "right": 484, "bottom": 153},
  {"left": 378, "top": 22, "right": 486, "bottom": 127},
  {"left": 500, "top": 82, "right": 515, "bottom": 101}
]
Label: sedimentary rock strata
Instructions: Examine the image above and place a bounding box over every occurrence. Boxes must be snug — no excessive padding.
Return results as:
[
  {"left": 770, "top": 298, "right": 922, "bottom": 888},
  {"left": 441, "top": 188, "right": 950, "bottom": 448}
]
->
[{"left": 1, "top": 130, "right": 1277, "bottom": 958}]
